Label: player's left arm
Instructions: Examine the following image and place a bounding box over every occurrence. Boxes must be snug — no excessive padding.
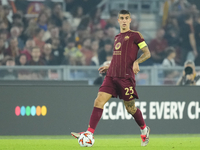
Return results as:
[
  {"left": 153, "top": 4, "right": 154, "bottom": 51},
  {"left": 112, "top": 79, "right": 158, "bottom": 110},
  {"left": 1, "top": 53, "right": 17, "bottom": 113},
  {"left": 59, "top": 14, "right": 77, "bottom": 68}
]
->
[
  {"left": 133, "top": 46, "right": 151, "bottom": 75},
  {"left": 132, "top": 32, "right": 151, "bottom": 75},
  {"left": 135, "top": 46, "right": 151, "bottom": 64}
]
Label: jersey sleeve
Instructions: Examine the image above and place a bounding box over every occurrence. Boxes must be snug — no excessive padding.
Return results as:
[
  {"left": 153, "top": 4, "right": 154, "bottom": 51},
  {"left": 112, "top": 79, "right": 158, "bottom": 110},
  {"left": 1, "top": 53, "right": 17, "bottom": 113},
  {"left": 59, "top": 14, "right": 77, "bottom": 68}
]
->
[{"left": 134, "top": 32, "right": 147, "bottom": 49}]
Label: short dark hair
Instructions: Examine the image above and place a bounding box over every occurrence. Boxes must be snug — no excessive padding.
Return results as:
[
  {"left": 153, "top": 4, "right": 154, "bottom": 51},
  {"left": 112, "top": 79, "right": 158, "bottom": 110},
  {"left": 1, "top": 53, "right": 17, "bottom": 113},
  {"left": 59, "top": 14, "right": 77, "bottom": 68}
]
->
[
  {"left": 165, "top": 47, "right": 175, "bottom": 57},
  {"left": 118, "top": 10, "right": 131, "bottom": 17}
]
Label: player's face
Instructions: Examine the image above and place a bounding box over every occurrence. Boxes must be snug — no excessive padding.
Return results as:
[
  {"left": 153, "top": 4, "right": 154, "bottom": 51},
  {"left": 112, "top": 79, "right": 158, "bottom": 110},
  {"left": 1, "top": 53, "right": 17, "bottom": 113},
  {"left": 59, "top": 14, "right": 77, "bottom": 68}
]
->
[{"left": 118, "top": 14, "right": 131, "bottom": 30}]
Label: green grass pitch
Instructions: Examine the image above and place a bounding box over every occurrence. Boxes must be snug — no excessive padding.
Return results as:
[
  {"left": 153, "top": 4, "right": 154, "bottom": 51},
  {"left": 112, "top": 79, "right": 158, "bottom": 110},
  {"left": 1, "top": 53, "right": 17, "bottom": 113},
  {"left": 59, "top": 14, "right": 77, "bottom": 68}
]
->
[{"left": 0, "top": 134, "right": 200, "bottom": 150}]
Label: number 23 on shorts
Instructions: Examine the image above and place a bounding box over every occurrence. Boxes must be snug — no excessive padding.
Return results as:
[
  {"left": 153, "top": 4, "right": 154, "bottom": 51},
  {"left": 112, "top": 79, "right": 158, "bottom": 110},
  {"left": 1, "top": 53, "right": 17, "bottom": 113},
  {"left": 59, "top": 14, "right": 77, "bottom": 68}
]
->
[{"left": 124, "top": 86, "right": 134, "bottom": 95}]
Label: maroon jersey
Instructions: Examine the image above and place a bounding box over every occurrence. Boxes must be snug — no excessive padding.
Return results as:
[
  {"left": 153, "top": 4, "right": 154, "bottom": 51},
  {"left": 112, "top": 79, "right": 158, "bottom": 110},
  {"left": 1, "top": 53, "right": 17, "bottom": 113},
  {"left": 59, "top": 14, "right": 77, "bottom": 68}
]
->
[{"left": 107, "top": 30, "right": 145, "bottom": 78}]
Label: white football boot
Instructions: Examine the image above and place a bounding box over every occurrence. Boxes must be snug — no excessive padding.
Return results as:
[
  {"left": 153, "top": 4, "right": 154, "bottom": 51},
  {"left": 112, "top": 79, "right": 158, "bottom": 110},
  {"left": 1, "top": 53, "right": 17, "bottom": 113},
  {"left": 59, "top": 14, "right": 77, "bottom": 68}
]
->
[
  {"left": 140, "top": 126, "right": 150, "bottom": 146},
  {"left": 71, "top": 132, "right": 83, "bottom": 139}
]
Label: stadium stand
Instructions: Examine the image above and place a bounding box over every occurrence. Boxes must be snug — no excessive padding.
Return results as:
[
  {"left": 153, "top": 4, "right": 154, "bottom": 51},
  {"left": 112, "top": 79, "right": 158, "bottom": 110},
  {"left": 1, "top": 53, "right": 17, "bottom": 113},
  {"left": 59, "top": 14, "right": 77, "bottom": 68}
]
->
[{"left": 0, "top": 0, "right": 200, "bottom": 85}]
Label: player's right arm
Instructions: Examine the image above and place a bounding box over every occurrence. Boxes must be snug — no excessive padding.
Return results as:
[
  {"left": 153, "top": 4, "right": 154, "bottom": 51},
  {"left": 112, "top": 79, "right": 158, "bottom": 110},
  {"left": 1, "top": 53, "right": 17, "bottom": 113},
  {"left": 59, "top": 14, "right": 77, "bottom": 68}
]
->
[{"left": 98, "top": 61, "right": 111, "bottom": 73}]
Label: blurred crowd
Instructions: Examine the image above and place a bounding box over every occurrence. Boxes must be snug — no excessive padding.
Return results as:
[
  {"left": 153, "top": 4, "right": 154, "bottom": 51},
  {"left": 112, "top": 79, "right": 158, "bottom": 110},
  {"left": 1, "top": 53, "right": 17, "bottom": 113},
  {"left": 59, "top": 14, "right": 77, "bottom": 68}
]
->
[
  {"left": 147, "top": 0, "right": 200, "bottom": 85},
  {"left": 0, "top": 0, "right": 200, "bottom": 83},
  {"left": 150, "top": 0, "right": 200, "bottom": 67},
  {"left": 0, "top": 0, "right": 128, "bottom": 70},
  {"left": 1, "top": 0, "right": 199, "bottom": 68}
]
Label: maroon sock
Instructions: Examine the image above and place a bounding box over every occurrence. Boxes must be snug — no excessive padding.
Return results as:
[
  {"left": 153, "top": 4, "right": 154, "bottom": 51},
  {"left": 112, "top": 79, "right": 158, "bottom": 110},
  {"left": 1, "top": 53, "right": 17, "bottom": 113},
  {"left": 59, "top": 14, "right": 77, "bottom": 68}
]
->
[
  {"left": 132, "top": 108, "right": 146, "bottom": 129},
  {"left": 87, "top": 107, "right": 103, "bottom": 133}
]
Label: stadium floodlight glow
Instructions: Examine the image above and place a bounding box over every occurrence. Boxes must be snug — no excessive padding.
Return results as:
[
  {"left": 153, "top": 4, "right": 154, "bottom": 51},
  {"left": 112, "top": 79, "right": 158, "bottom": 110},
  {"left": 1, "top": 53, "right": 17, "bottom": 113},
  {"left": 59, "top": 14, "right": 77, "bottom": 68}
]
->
[{"left": 15, "top": 105, "right": 47, "bottom": 116}]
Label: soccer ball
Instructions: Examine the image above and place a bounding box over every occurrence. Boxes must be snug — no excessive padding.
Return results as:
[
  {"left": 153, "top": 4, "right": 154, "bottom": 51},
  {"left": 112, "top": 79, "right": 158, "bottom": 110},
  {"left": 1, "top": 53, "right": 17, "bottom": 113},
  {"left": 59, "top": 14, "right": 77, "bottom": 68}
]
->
[{"left": 78, "top": 132, "right": 95, "bottom": 147}]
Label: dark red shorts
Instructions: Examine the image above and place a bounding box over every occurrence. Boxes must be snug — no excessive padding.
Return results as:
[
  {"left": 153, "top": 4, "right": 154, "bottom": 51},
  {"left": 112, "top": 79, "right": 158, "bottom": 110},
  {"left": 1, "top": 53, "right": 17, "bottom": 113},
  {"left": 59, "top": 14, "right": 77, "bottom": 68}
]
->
[{"left": 99, "top": 76, "right": 138, "bottom": 101}]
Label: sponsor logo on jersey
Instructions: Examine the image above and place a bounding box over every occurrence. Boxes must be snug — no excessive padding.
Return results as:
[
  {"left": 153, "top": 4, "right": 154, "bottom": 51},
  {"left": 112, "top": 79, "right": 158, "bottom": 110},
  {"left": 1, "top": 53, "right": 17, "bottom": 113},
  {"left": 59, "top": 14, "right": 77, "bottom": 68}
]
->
[
  {"left": 124, "top": 36, "right": 129, "bottom": 41},
  {"left": 115, "top": 42, "right": 121, "bottom": 50},
  {"left": 113, "top": 51, "right": 121, "bottom": 55}
]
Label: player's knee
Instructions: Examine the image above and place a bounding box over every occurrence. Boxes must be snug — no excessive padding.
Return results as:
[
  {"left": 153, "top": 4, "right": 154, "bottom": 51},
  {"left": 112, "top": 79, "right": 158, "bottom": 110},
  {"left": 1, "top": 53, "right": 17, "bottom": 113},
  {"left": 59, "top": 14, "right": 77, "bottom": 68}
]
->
[
  {"left": 126, "top": 106, "right": 137, "bottom": 115},
  {"left": 94, "top": 93, "right": 107, "bottom": 108},
  {"left": 94, "top": 97, "right": 104, "bottom": 108}
]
